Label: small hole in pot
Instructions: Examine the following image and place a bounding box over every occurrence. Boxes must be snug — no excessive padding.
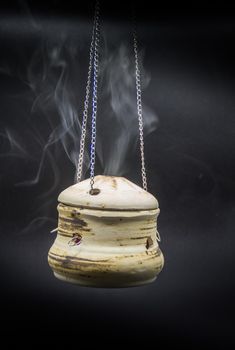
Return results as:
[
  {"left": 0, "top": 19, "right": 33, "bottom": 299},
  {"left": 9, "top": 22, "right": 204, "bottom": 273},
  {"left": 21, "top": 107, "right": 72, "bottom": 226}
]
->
[
  {"left": 146, "top": 236, "right": 153, "bottom": 249},
  {"left": 68, "top": 234, "right": 82, "bottom": 246},
  {"left": 89, "top": 188, "right": 100, "bottom": 195}
]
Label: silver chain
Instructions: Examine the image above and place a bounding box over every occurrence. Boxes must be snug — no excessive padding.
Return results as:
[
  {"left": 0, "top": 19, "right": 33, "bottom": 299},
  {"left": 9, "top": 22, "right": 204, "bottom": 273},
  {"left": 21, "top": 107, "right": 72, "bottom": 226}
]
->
[
  {"left": 133, "top": 27, "right": 148, "bottom": 191},
  {"left": 89, "top": 1, "right": 100, "bottom": 191},
  {"left": 75, "top": 10, "right": 96, "bottom": 183},
  {"left": 76, "top": 1, "right": 99, "bottom": 186},
  {"left": 76, "top": 3, "right": 147, "bottom": 193}
]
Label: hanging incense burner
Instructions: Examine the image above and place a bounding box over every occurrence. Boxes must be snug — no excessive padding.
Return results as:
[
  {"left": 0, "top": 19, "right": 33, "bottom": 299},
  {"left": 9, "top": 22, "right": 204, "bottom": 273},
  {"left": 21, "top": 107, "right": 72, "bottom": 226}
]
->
[
  {"left": 48, "top": 176, "right": 163, "bottom": 287},
  {"left": 48, "top": 1, "right": 164, "bottom": 287}
]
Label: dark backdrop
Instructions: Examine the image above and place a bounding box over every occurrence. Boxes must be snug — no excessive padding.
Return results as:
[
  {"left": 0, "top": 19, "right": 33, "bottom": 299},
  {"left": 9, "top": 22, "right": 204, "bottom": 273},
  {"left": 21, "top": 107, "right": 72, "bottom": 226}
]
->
[{"left": 0, "top": 1, "right": 235, "bottom": 343}]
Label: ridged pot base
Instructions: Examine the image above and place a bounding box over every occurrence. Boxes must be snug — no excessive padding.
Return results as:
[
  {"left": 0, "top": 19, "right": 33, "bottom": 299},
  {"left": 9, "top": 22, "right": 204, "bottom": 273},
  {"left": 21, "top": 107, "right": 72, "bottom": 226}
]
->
[{"left": 53, "top": 272, "right": 158, "bottom": 288}]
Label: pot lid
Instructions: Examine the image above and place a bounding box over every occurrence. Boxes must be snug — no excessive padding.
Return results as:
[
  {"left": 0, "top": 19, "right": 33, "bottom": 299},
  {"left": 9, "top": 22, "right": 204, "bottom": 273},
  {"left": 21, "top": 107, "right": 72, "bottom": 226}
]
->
[{"left": 58, "top": 175, "right": 158, "bottom": 210}]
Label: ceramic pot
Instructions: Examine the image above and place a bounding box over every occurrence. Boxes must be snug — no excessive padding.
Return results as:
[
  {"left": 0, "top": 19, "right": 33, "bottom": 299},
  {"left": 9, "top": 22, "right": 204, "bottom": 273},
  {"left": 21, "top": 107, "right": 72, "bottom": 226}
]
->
[{"left": 48, "top": 175, "right": 164, "bottom": 287}]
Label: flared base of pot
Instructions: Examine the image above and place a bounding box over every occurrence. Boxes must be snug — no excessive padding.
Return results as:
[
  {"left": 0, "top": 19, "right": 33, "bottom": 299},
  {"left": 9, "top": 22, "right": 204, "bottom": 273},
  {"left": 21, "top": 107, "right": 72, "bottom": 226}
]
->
[
  {"left": 53, "top": 271, "right": 158, "bottom": 288},
  {"left": 48, "top": 247, "right": 164, "bottom": 288}
]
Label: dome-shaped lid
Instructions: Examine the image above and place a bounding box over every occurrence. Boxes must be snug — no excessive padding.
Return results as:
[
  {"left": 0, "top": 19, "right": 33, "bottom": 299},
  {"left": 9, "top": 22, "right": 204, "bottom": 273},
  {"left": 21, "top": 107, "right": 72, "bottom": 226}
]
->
[{"left": 58, "top": 175, "right": 158, "bottom": 210}]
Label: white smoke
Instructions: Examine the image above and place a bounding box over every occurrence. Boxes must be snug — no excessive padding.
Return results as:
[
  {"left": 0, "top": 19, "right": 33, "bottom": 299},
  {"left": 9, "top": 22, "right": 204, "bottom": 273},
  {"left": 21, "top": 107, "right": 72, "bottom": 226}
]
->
[
  {"left": 0, "top": 17, "right": 159, "bottom": 232},
  {"left": 27, "top": 40, "right": 87, "bottom": 183},
  {"left": 0, "top": 24, "right": 158, "bottom": 186},
  {"left": 97, "top": 43, "right": 158, "bottom": 175}
]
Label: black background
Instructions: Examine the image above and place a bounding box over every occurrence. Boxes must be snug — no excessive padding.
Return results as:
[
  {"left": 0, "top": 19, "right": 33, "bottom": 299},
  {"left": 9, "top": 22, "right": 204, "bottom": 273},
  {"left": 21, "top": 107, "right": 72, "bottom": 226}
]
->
[{"left": 0, "top": 0, "right": 235, "bottom": 343}]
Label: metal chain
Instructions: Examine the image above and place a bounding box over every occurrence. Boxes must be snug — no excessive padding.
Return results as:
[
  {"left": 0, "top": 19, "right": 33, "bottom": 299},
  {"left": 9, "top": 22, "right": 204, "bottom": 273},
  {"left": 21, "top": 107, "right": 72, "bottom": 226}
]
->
[
  {"left": 75, "top": 1, "right": 100, "bottom": 185},
  {"left": 75, "top": 11, "right": 96, "bottom": 183},
  {"left": 89, "top": 1, "right": 100, "bottom": 191},
  {"left": 77, "top": 3, "right": 146, "bottom": 193},
  {"left": 133, "top": 27, "right": 148, "bottom": 191}
]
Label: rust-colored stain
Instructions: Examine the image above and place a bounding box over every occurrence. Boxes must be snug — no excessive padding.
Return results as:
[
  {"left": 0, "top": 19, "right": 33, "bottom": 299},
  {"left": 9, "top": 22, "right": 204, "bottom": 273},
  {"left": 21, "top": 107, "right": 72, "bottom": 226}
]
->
[
  {"left": 140, "top": 226, "right": 156, "bottom": 231},
  {"left": 49, "top": 255, "right": 114, "bottom": 270},
  {"left": 58, "top": 232, "right": 72, "bottom": 238},
  {"left": 98, "top": 175, "right": 118, "bottom": 189},
  {"left": 111, "top": 178, "right": 117, "bottom": 189},
  {"left": 49, "top": 252, "right": 112, "bottom": 264},
  {"left": 121, "top": 177, "right": 138, "bottom": 189},
  {"left": 60, "top": 216, "right": 87, "bottom": 226},
  {"left": 130, "top": 236, "right": 150, "bottom": 240},
  {"left": 73, "top": 217, "right": 88, "bottom": 226},
  {"left": 59, "top": 224, "right": 90, "bottom": 233},
  {"left": 146, "top": 248, "right": 161, "bottom": 257},
  {"left": 116, "top": 238, "right": 144, "bottom": 246},
  {"left": 59, "top": 216, "right": 88, "bottom": 227}
]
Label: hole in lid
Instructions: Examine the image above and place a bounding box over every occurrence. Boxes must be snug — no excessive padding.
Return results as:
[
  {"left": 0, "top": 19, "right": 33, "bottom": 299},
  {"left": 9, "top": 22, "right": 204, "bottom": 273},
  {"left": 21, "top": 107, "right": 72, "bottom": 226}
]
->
[{"left": 89, "top": 188, "right": 101, "bottom": 195}]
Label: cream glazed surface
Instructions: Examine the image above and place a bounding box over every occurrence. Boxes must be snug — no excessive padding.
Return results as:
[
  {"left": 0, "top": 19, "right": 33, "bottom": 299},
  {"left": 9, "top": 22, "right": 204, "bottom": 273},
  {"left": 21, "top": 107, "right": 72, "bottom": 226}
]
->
[{"left": 48, "top": 176, "right": 164, "bottom": 287}]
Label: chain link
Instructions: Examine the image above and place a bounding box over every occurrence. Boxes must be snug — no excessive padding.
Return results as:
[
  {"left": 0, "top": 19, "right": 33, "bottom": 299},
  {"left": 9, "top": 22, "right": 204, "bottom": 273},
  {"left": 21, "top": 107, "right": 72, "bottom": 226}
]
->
[
  {"left": 77, "top": 2, "right": 147, "bottom": 193},
  {"left": 75, "top": 1, "right": 100, "bottom": 188},
  {"left": 75, "top": 9, "right": 96, "bottom": 183},
  {"left": 133, "top": 28, "right": 148, "bottom": 191},
  {"left": 89, "top": 1, "right": 100, "bottom": 190}
]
